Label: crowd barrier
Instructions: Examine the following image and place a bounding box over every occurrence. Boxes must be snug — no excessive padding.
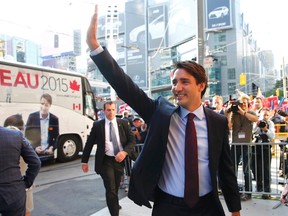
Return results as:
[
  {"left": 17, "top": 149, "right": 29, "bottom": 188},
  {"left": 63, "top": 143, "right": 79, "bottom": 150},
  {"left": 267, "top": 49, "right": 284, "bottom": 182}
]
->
[
  {"left": 231, "top": 141, "right": 288, "bottom": 197},
  {"left": 122, "top": 143, "right": 144, "bottom": 188}
]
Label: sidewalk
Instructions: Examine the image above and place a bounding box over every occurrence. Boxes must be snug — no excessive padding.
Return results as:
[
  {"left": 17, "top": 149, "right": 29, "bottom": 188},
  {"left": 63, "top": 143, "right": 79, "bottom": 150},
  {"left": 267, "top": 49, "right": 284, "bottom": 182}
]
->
[{"left": 91, "top": 195, "right": 288, "bottom": 216}]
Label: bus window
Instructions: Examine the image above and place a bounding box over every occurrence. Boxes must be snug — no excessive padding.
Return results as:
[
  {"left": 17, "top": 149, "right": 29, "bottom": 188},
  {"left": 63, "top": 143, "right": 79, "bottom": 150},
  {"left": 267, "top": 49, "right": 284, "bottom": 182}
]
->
[{"left": 85, "top": 93, "right": 96, "bottom": 120}]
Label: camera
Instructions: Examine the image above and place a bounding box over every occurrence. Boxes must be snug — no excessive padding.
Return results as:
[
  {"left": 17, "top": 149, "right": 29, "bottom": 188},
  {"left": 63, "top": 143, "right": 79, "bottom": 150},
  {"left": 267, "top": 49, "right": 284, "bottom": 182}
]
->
[
  {"left": 277, "top": 110, "right": 288, "bottom": 117},
  {"left": 258, "top": 120, "right": 268, "bottom": 128},
  {"left": 227, "top": 100, "right": 242, "bottom": 114},
  {"left": 231, "top": 101, "right": 240, "bottom": 113}
]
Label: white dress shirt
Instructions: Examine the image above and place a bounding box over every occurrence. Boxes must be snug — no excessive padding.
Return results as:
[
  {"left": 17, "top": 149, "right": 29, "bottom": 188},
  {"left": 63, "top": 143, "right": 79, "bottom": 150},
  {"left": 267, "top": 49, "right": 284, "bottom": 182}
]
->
[{"left": 158, "top": 105, "right": 212, "bottom": 197}]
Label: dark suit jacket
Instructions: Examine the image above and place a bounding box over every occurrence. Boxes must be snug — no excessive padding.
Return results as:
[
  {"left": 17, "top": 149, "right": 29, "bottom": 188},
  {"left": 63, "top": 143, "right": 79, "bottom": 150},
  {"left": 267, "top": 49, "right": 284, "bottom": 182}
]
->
[
  {"left": 90, "top": 48, "right": 241, "bottom": 213},
  {"left": 81, "top": 118, "right": 135, "bottom": 174},
  {"left": 0, "top": 127, "right": 41, "bottom": 207},
  {"left": 25, "top": 111, "right": 59, "bottom": 149}
]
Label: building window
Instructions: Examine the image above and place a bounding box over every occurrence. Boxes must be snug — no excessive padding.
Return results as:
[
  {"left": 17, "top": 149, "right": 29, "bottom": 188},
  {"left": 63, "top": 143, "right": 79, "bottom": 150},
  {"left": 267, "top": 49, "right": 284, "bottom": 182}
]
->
[
  {"left": 16, "top": 42, "right": 25, "bottom": 63},
  {"left": 0, "top": 39, "right": 5, "bottom": 58},
  {"left": 214, "top": 44, "right": 226, "bottom": 53},
  {"left": 214, "top": 32, "right": 226, "bottom": 42},
  {"left": 219, "top": 56, "right": 227, "bottom": 66},
  {"left": 228, "top": 82, "right": 236, "bottom": 95},
  {"left": 227, "top": 68, "right": 236, "bottom": 79}
]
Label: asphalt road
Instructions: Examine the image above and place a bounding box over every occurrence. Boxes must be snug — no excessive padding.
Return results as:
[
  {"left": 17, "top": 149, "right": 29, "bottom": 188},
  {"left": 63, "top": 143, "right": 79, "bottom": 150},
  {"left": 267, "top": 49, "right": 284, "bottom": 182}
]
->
[{"left": 31, "top": 157, "right": 127, "bottom": 216}]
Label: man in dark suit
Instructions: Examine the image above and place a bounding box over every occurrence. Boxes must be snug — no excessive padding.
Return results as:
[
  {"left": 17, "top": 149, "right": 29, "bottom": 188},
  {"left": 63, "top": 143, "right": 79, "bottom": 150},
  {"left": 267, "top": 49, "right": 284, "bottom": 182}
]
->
[
  {"left": 25, "top": 93, "right": 59, "bottom": 156},
  {"left": 81, "top": 101, "right": 135, "bottom": 216},
  {"left": 0, "top": 126, "right": 41, "bottom": 215},
  {"left": 86, "top": 5, "right": 241, "bottom": 216}
]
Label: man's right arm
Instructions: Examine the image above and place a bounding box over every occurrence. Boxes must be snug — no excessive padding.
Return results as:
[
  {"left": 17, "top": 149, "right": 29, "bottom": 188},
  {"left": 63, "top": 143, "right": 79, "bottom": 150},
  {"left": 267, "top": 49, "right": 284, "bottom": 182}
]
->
[
  {"left": 86, "top": 4, "right": 155, "bottom": 123},
  {"left": 86, "top": 4, "right": 100, "bottom": 51}
]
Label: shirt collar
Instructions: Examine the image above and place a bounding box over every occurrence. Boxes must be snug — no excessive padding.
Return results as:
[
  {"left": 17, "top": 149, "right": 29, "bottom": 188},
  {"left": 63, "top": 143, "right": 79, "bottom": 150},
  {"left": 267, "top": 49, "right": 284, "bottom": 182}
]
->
[
  {"left": 179, "top": 105, "right": 205, "bottom": 120},
  {"left": 105, "top": 117, "right": 117, "bottom": 125},
  {"left": 40, "top": 112, "right": 50, "bottom": 120}
]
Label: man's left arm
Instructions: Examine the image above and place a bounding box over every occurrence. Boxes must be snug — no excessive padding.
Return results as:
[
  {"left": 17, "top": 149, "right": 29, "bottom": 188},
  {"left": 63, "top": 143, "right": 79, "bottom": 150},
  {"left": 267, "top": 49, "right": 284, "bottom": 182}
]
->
[
  {"left": 266, "top": 121, "right": 275, "bottom": 140},
  {"left": 246, "top": 110, "right": 258, "bottom": 122},
  {"left": 124, "top": 121, "right": 136, "bottom": 155},
  {"left": 115, "top": 121, "right": 136, "bottom": 162}
]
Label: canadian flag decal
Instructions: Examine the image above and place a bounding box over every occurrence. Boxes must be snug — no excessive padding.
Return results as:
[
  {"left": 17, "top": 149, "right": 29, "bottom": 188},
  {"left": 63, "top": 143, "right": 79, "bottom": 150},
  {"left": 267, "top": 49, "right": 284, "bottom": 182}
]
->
[
  {"left": 70, "top": 80, "right": 80, "bottom": 91},
  {"left": 73, "top": 103, "right": 81, "bottom": 110}
]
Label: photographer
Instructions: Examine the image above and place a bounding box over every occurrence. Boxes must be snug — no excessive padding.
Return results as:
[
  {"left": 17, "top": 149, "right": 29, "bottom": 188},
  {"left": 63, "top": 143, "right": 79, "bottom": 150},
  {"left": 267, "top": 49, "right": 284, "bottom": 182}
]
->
[
  {"left": 253, "top": 108, "right": 275, "bottom": 199},
  {"left": 227, "top": 95, "right": 258, "bottom": 201},
  {"left": 275, "top": 109, "right": 288, "bottom": 178}
]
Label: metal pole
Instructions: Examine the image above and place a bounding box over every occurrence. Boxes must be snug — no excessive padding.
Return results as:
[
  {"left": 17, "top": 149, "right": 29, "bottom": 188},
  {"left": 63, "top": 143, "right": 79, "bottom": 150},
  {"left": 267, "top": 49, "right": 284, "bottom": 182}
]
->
[
  {"left": 283, "top": 57, "right": 287, "bottom": 98},
  {"left": 197, "top": 0, "right": 205, "bottom": 66}
]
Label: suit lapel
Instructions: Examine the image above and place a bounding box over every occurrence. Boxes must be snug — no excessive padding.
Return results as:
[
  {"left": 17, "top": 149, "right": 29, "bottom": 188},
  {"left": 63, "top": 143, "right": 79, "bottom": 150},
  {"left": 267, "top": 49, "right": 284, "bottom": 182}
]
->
[
  {"left": 100, "top": 120, "right": 106, "bottom": 146},
  {"left": 116, "top": 119, "right": 124, "bottom": 145},
  {"left": 203, "top": 108, "right": 216, "bottom": 156}
]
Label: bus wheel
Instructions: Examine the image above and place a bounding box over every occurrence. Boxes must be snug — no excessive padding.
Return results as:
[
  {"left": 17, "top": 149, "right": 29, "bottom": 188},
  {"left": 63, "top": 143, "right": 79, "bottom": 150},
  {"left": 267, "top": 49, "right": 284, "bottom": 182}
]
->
[{"left": 56, "top": 135, "right": 81, "bottom": 162}]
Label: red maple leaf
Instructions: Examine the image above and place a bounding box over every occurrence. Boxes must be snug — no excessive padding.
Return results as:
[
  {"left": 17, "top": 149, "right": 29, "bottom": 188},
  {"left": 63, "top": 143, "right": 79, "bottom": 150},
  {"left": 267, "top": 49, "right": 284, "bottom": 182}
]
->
[{"left": 70, "top": 80, "right": 80, "bottom": 91}]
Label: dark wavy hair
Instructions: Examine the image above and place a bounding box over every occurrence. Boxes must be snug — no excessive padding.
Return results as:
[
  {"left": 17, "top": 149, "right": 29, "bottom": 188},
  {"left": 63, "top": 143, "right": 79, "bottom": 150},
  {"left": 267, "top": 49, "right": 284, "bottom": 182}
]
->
[
  {"left": 173, "top": 60, "right": 208, "bottom": 98},
  {"left": 3, "top": 114, "right": 24, "bottom": 131}
]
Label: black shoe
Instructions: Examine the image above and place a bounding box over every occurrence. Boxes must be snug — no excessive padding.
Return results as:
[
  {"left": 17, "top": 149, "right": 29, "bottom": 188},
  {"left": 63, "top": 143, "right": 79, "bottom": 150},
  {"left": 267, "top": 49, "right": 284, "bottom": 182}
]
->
[
  {"left": 261, "top": 194, "right": 271, "bottom": 200},
  {"left": 240, "top": 194, "right": 251, "bottom": 201},
  {"left": 119, "top": 205, "right": 122, "bottom": 210}
]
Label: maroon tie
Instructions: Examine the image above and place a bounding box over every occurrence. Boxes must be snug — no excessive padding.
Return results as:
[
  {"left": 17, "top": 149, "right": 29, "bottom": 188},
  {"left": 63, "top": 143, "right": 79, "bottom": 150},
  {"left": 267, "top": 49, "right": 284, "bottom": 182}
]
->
[{"left": 184, "top": 113, "right": 199, "bottom": 208}]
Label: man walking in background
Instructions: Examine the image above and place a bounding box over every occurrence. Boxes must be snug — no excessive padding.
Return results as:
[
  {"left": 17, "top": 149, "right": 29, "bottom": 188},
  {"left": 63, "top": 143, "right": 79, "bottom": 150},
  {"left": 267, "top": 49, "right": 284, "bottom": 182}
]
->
[{"left": 81, "top": 101, "right": 135, "bottom": 216}]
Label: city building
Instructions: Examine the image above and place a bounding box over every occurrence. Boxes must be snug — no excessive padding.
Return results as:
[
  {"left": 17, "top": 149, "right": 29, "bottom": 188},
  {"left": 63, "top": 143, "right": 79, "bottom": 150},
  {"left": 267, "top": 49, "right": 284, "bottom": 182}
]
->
[
  {"left": 87, "top": 0, "right": 276, "bottom": 103},
  {"left": 0, "top": 0, "right": 278, "bottom": 104}
]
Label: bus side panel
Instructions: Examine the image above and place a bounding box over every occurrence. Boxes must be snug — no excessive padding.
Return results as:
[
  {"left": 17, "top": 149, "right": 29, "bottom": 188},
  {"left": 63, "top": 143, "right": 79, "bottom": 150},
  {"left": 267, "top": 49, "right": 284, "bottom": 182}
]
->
[{"left": 0, "top": 62, "right": 94, "bottom": 161}]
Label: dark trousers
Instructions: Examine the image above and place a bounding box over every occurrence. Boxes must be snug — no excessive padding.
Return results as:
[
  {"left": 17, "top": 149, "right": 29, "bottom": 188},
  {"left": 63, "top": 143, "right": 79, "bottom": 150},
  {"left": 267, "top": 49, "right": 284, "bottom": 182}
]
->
[
  {"left": 255, "top": 145, "right": 271, "bottom": 192},
  {"left": 100, "top": 155, "right": 124, "bottom": 216},
  {"left": 231, "top": 145, "right": 252, "bottom": 192},
  {"left": 0, "top": 190, "right": 26, "bottom": 216},
  {"left": 152, "top": 187, "right": 224, "bottom": 216},
  {"left": 251, "top": 146, "right": 256, "bottom": 179}
]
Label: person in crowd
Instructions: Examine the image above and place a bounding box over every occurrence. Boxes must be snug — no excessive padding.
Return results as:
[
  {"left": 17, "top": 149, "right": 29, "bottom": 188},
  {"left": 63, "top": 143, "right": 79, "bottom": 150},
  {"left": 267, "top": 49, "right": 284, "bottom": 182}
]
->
[
  {"left": 253, "top": 108, "right": 275, "bottom": 199},
  {"left": 213, "top": 95, "right": 226, "bottom": 115},
  {"left": 4, "top": 114, "right": 37, "bottom": 216},
  {"left": 227, "top": 95, "right": 258, "bottom": 201},
  {"left": 123, "top": 116, "right": 148, "bottom": 192},
  {"left": 0, "top": 116, "right": 41, "bottom": 216},
  {"left": 273, "top": 110, "right": 288, "bottom": 177},
  {"left": 81, "top": 101, "right": 135, "bottom": 216},
  {"left": 253, "top": 97, "right": 264, "bottom": 119},
  {"left": 131, "top": 117, "right": 148, "bottom": 144},
  {"left": 85, "top": 5, "right": 241, "bottom": 216},
  {"left": 120, "top": 111, "right": 133, "bottom": 191},
  {"left": 25, "top": 93, "right": 59, "bottom": 157},
  {"left": 251, "top": 96, "right": 264, "bottom": 180},
  {"left": 122, "top": 110, "right": 133, "bottom": 126}
]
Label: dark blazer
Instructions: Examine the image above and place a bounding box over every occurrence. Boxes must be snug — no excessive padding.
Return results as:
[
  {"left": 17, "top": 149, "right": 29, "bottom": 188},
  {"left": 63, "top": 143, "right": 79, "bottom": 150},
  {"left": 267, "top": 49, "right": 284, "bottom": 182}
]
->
[
  {"left": 0, "top": 127, "right": 41, "bottom": 208},
  {"left": 90, "top": 48, "right": 241, "bottom": 213},
  {"left": 25, "top": 111, "right": 59, "bottom": 149},
  {"left": 81, "top": 118, "right": 135, "bottom": 174}
]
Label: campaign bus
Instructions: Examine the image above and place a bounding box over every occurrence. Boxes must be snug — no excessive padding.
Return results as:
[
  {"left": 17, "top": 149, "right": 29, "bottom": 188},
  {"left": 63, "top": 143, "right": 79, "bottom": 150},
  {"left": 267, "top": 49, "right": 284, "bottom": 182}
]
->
[{"left": 0, "top": 60, "right": 97, "bottom": 162}]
